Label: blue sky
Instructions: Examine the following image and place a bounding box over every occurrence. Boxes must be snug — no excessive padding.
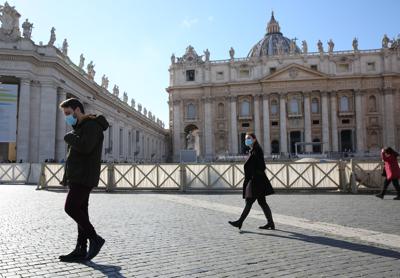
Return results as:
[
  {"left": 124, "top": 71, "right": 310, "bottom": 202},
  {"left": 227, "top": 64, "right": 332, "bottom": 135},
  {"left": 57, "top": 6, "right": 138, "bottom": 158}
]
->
[{"left": 9, "top": 0, "right": 400, "bottom": 125}]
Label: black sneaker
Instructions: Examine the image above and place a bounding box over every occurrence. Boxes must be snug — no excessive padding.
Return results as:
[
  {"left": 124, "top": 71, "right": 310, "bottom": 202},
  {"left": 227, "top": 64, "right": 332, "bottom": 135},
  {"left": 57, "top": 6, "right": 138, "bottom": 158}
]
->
[
  {"left": 394, "top": 196, "right": 400, "bottom": 200},
  {"left": 375, "top": 194, "right": 384, "bottom": 199},
  {"left": 86, "top": 235, "right": 105, "bottom": 261},
  {"left": 59, "top": 245, "right": 87, "bottom": 262}
]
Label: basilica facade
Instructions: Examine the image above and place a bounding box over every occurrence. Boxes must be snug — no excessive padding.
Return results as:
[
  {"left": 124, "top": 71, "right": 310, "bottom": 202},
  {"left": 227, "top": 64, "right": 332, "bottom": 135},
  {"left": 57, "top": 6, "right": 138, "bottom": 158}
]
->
[
  {"left": 167, "top": 13, "right": 400, "bottom": 162},
  {"left": 0, "top": 2, "right": 168, "bottom": 163}
]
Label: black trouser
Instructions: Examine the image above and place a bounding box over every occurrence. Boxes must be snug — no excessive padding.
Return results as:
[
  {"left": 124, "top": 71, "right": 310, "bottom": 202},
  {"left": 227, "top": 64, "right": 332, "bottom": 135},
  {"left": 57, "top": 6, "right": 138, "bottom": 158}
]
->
[
  {"left": 64, "top": 184, "right": 97, "bottom": 245},
  {"left": 238, "top": 196, "right": 273, "bottom": 224},
  {"left": 380, "top": 178, "right": 400, "bottom": 196}
]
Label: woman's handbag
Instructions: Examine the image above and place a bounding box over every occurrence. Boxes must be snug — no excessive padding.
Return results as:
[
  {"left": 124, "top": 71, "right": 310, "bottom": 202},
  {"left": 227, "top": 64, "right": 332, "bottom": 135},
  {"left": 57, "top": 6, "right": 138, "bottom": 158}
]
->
[{"left": 381, "top": 168, "right": 387, "bottom": 177}]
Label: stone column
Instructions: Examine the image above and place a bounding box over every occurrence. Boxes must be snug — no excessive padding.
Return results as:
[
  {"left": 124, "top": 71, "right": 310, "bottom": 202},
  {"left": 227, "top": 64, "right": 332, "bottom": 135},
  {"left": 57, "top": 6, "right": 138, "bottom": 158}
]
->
[
  {"left": 204, "top": 97, "right": 213, "bottom": 161},
  {"left": 330, "top": 91, "right": 339, "bottom": 152},
  {"left": 173, "top": 100, "right": 181, "bottom": 161},
  {"left": 262, "top": 94, "right": 271, "bottom": 154},
  {"left": 355, "top": 90, "right": 365, "bottom": 153},
  {"left": 303, "top": 92, "right": 312, "bottom": 153},
  {"left": 55, "top": 88, "right": 67, "bottom": 162},
  {"left": 38, "top": 82, "right": 58, "bottom": 162},
  {"left": 16, "top": 79, "right": 31, "bottom": 162},
  {"left": 279, "top": 93, "right": 288, "bottom": 154},
  {"left": 383, "top": 88, "right": 395, "bottom": 147},
  {"left": 254, "top": 94, "right": 261, "bottom": 141},
  {"left": 321, "top": 92, "right": 330, "bottom": 153},
  {"left": 230, "top": 96, "right": 238, "bottom": 154}
]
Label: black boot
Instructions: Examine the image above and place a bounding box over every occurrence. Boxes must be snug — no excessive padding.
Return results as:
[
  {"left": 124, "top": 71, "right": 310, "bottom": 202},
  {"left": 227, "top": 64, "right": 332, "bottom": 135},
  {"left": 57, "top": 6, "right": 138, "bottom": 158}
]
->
[
  {"left": 259, "top": 222, "right": 275, "bottom": 230},
  {"left": 228, "top": 220, "right": 242, "bottom": 230},
  {"left": 59, "top": 242, "right": 87, "bottom": 262},
  {"left": 86, "top": 235, "right": 105, "bottom": 261}
]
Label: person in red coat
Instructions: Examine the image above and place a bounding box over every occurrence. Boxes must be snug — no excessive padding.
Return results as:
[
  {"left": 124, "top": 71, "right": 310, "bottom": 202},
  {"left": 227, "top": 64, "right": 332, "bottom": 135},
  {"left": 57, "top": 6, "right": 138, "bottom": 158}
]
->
[
  {"left": 376, "top": 147, "right": 400, "bottom": 200},
  {"left": 228, "top": 133, "right": 275, "bottom": 230}
]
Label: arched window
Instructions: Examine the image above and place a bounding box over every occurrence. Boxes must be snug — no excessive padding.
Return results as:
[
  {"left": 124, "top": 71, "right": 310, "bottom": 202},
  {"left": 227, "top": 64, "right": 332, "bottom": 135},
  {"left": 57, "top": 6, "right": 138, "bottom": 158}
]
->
[
  {"left": 218, "top": 103, "right": 224, "bottom": 118},
  {"left": 340, "top": 96, "right": 349, "bottom": 112},
  {"left": 368, "top": 95, "right": 377, "bottom": 112},
  {"left": 271, "top": 100, "right": 278, "bottom": 115},
  {"left": 311, "top": 98, "right": 319, "bottom": 114},
  {"left": 241, "top": 100, "right": 250, "bottom": 117},
  {"left": 187, "top": 103, "right": 196, "bottom": 119},
  {"left": 271, "top": 140, "right": 280, "bottom": 154},
  {"left": 290, "top": 98, "right": 300, "bottom": 114}
]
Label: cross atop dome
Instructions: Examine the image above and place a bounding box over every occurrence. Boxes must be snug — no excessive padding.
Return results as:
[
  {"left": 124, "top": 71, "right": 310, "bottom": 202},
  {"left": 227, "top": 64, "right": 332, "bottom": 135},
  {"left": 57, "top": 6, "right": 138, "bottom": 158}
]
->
[{"left": 266, "top": 11, "right": 281, "bottom": 35}]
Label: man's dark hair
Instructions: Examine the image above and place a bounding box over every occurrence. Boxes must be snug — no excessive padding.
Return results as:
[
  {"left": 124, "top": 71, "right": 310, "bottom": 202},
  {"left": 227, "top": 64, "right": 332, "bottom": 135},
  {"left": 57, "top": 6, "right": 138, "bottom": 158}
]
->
[{"left": 59, "top": 98, "right": 85, "bottom": 114}]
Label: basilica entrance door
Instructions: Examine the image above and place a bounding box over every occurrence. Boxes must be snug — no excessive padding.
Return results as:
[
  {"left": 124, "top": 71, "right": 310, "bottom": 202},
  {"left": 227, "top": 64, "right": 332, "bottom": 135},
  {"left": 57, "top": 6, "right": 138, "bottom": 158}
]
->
[
  {"left": 290, "top": 131, "right": 302, "bottom": 154},
  {"left": 340, "top": 130, "right": 353, "bottom": 152}
]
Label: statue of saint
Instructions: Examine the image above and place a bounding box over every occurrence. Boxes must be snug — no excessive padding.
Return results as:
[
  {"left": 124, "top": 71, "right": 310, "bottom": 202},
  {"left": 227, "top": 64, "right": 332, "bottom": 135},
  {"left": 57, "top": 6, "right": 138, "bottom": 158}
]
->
[
  {"left": 382, "top": 34, "right": 390, "bottom": 48},
  {"left": 229, "top": 47, "right": 235, "bottom": 59},
  {"left": 79, "top": 54, "right": 85, "bottom": 69},
  {"left": 113, "top": 85, "right": 119, "bottom": 97},
  {"left": 317, "top": 40, "right": 323, "bottom": 53},
  {"left": 87, "top": 61, "right": 95, "bottom": 80},
  {"left": 170, "top": 53, "right": 175, "bottom": 64},
  {"left": 328, "top": 39, "right": 334, "bottom": 53},
  {"left": 289, "top": 39, "right": 296, "bottom": 54},
  {"left": 0, "top": 3, "right": 21, "bottom": 39},
  {"left": 62, "top": 38, "right": 68, "bottom": 56},
  {"left": 302, "top": 40, "right": 308, "bottom": 54},
  {"left": 22, "top": 18, "right": 33, "bottom": 39},
  {"left": 204, "top": 49, "right": 210, "bottom": 62},
  {"left": 101, "top": 75, "right": 109, "bottom": 89},
  {"left": 131, "top": 98, "right": 135, "bottom": 108},
  {"left": 186, "top": 131, "right": 195, "bottom": 150},
  {"left": 123, "top": 92, "right": 128, "bottom": 102},
  {"left": 138, "top": 103, "right": 142, "bottom": 113},
  {"left": 143, "top": 108, "right": 147, "bottom": 117},
  {"left": 352, "top": 37, "right": 358, "bottom": 51},
  {"left": 48, "top": 27, "right": 56, "bottom": 46}
]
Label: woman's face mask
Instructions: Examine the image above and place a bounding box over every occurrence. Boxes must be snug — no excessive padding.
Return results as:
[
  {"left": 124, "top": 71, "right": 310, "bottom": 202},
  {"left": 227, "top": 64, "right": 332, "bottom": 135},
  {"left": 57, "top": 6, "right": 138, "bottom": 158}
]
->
[{"left": 245, "top": 138, "right": 253, "bottom": 147}]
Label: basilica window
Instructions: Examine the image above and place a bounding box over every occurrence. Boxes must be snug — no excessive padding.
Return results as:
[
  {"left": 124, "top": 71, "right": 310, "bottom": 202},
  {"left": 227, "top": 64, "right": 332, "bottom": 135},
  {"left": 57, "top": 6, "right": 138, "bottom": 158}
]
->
[
  {"left": 239, "top": 69, "right": 250, "bottom": 78},
  {"left": 340, "top": 96, "right": 349, "bottom": 112},
  {"left": 311, "top": 98, "right": 319, "bottom": 114},
  {"left": 187, "top": 103, "right": 196, "bottom": 119},
  {"left": 368, "top": 95, "right": 377, "bottom": 112},
  {"left": 310, "top": 65, "right": 318, "bottom": 71},
  {"left": 217, "top": 103, "right": 225, "bottom": 118},
  {"left": 270, "top": 100, "right": 278, "bottom": 115},
  {"left": 289, "top": 98, "right": 300, "bottom": 114},
  {"left": 367, "top": 62, "right": 376, "bottom": 72},
  {"left": 269, "top": 67, "right": 276, "bottom": 74},
  {"left": 216, "top": 71, "right": 224, "bottom": 80},
  {"left": 240, "top": 100, "right": 250, "bottom": 117},
  {"left": 186, "top": 70, "right": 195, "bottom": 81},
  {"left": 337, "top": 63, "right": 350, "bottom": 73}
]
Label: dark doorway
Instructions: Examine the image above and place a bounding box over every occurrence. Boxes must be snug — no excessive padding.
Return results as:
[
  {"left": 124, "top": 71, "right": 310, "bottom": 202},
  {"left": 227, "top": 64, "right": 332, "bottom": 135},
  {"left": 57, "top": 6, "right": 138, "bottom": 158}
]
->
[
  {"left": 240, "top": 133, "right": 248, "bottom": 154},
  {"left": 290, "top": 131, "right": 302, "bottom": 154},
  {"left": 271, "top": 140, "right": 280, "bottom": 154},
  {"left": 340, "top": 130, "right": 353, "bottom": 152},
  {"left": 312, "top": 139, "right": 321, "bottom": 153}
]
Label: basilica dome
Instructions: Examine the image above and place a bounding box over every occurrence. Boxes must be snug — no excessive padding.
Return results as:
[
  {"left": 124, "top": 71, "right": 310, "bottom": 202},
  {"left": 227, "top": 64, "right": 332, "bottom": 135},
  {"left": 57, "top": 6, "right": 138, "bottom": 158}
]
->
[{"left": 248, "top": 12, "right": 301, "bottom": 57}]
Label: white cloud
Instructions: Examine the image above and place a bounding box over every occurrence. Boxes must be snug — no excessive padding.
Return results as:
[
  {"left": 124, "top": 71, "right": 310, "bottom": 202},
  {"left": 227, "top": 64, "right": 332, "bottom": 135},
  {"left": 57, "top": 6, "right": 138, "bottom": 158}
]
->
[{"left": 181, "top": 17, "right": 199, "bottom": 29}]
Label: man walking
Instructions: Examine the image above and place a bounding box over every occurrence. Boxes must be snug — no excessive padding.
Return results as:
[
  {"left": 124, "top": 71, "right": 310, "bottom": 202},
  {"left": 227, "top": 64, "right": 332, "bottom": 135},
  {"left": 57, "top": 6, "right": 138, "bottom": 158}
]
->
[{"left": 58, "top": 98, "right": 109, "bottom": 262}]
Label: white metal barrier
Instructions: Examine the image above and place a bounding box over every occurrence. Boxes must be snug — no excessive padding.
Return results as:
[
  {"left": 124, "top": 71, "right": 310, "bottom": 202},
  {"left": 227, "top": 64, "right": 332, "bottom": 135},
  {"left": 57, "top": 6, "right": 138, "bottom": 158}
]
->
[
  {"left": 35, "top": 160, "right": 393, "bottom": 192},
  {"left": 0, "top": 163, "right": 31, "bottom": 184}
]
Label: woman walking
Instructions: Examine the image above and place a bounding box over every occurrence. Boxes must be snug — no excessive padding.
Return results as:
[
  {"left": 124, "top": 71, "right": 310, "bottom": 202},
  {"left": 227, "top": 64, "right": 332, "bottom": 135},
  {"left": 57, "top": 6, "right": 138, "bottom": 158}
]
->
[
  {"left": 229, "top": 133, "right": 275, "bottom": 230},
  {"left": 376, "top": 147, "right": 400, "bottom": 200}
]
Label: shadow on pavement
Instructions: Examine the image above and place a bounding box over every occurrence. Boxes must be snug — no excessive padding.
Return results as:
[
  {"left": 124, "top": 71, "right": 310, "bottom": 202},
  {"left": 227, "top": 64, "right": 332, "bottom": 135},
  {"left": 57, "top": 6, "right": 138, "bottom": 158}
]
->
[
  {"left": 83, "top": 261, "right": 125, "bottom": 278},
  {"left": 240, "top": 229, "right": 400, "bottom": 259}
]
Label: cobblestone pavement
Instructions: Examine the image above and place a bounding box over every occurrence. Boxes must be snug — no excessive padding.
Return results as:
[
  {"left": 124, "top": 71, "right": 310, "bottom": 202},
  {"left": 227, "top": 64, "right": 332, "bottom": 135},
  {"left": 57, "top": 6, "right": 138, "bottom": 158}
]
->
[{"left": 0, "top": 185, "right": 400, "bottom": 278}]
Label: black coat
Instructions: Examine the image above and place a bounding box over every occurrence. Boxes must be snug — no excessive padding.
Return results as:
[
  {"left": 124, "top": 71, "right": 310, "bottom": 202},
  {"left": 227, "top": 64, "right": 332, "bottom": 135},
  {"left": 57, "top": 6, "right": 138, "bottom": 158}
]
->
[
  {"left": 242, "top": 143, "right": 274, "bottom": 199},
  {"left": 62, "top": 115, "right": 109, "bottom": 188}
]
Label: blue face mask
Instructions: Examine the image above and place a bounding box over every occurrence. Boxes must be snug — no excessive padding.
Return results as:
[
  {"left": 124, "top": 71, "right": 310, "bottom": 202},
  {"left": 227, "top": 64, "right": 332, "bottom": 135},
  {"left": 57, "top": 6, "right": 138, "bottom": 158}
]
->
[
  {"left": 65, "top": 114, "right": 77, "bottom": 126},
  {"left": 245, "top": 138, "right": 253, "bottom": 147}
]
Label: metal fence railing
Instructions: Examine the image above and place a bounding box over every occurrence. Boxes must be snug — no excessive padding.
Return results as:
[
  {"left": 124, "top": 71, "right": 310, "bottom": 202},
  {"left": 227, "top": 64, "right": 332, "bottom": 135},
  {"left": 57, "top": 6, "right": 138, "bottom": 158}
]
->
[{"left": 30, "top": 160, "right": 397, "bottom": 193}]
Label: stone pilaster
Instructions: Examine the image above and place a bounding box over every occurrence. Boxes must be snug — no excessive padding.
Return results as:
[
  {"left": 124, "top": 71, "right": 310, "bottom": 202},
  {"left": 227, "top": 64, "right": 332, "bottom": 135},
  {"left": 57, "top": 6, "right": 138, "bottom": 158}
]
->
[
  {"left": 330, "top": 91, "right": 339, "bottom": 152},
  {"left": 173, "top": 100, "right": 181, "bottom": 161},
  {"left": 321, "top": 92, "right": 330, "bottom": 153},
  {"left": 230, "top": 96, "right": 238, "bottom": 154},
  {"left": 38, "top": 82, "right": 57, "bottom": 162},
  {"left": 383, "top": 89, "right": 395, "bottom": 147},
  {"left": 254, "top": 94, "right": 261, "bottom": 142},
  {"left": 16, "top": 79, "right": 31, "bottom": 162},
  {"left": 204, "top": 97, "right": 213, "bottom": 160},
  {"left": 55, "top": 88, "right": 67, "bottom": 161},
  {"left": 303, "top": 92, "right": 312, "bottom": 153},
  {"left": 279, "top": 93, "right": 288, "bottom": 154},
  {"left": 262, "top": 94, "right": 271, "bottom": 154},
  {"left": 355, "top": 90, "right": 365, "bottom": 153}
]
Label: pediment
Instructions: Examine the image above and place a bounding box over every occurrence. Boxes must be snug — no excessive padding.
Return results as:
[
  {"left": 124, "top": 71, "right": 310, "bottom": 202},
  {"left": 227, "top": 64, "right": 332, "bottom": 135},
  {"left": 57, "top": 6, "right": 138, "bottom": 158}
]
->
[{"left": 261, "top": 64, "right": 328, "bottom": 82}]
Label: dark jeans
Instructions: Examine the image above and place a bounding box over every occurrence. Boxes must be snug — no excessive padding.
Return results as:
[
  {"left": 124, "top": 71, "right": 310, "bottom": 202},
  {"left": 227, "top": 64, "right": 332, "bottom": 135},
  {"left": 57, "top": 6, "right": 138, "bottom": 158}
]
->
[
  {"left": 238, "top": 196, "right": 273, "bottom": 224},
  {"left": 380, "top": 178, "right": 400, "bottom": 196},
  {"left": 64, "top": 184, "right": 96, "bottom": 245}
]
